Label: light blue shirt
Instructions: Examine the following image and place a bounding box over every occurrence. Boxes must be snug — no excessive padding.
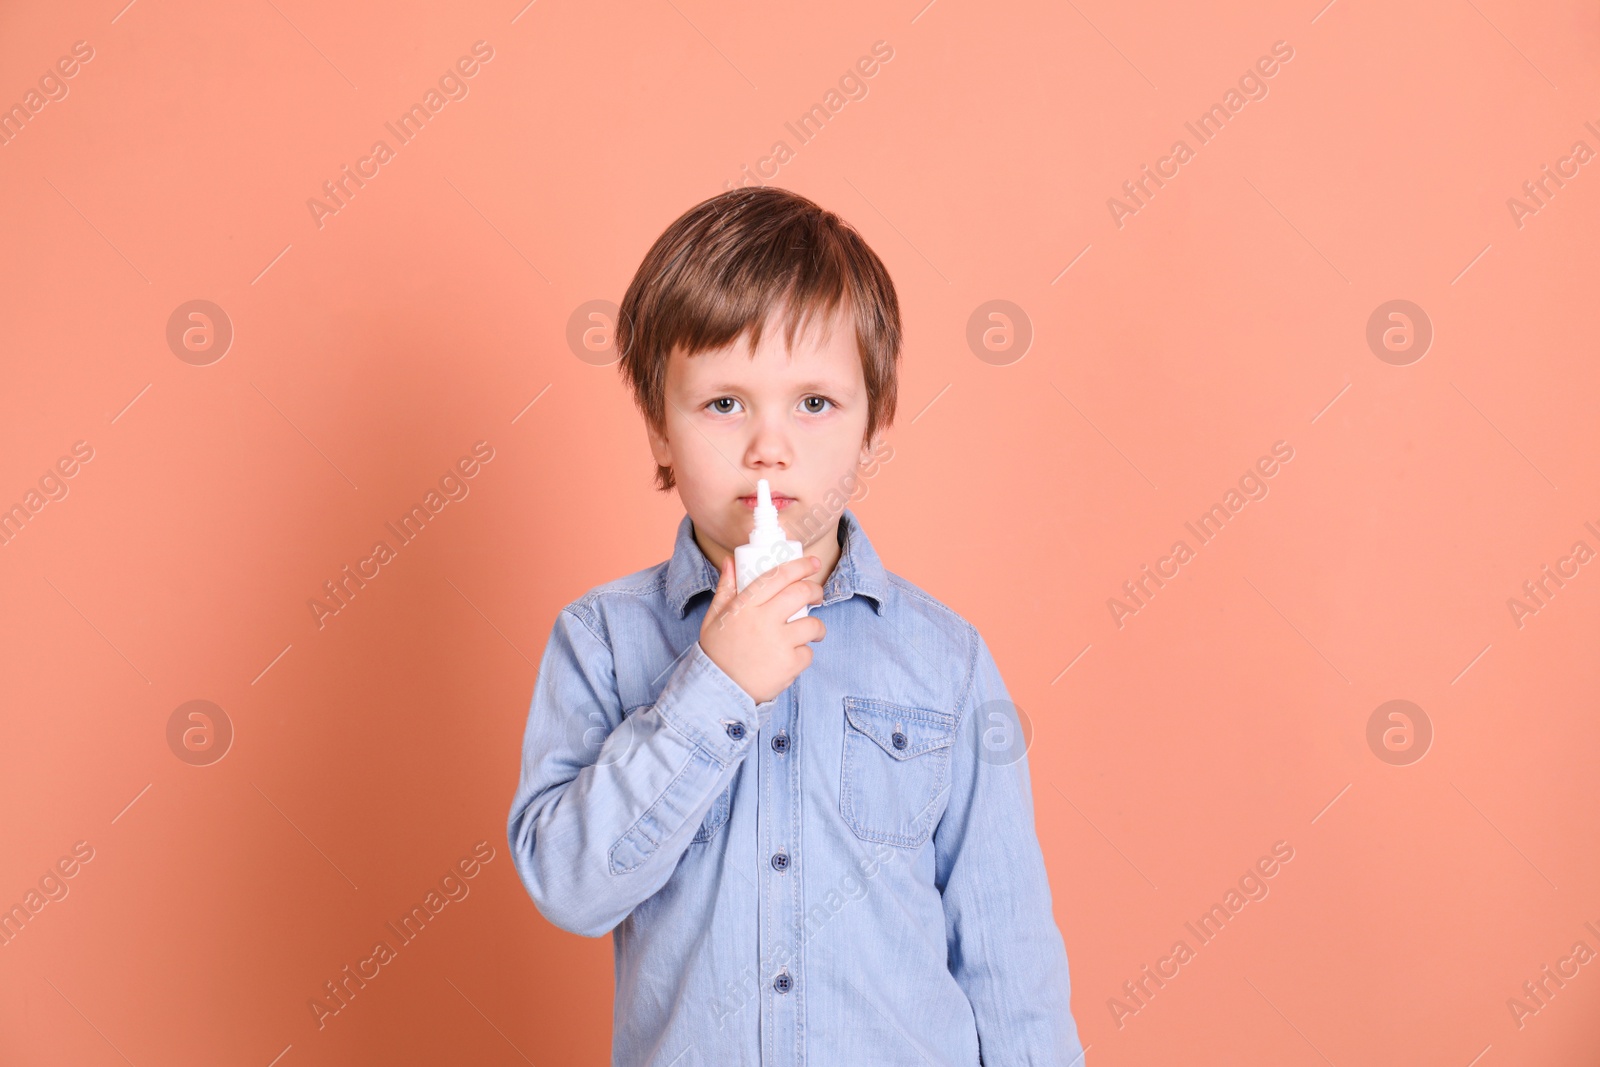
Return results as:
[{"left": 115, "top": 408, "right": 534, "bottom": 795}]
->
[{"left": 507, "top": 508, "right": 1086, "bottom": 1065}]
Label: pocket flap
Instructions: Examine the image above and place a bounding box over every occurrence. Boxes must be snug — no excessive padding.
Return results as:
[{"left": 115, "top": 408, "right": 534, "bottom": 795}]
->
[{"left": 842, "top": 697, "right": 956, "bottom": 760}]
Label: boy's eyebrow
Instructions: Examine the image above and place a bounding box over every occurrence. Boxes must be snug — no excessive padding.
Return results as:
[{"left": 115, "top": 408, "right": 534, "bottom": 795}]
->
[
  {"left": 698, "top": 380, "right": 856, "bottom": 396},
  {"left": 795, "top": 380, "right": 856, "bottom": 395}
]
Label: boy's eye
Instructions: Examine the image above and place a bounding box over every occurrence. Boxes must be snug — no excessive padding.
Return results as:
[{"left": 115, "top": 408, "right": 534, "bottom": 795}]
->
[
  {"left": 801, "top": 396, "right": 833, "bottom": 414},
  {"left": 708, "top": 397, "right": 741, "bottom": 414}
]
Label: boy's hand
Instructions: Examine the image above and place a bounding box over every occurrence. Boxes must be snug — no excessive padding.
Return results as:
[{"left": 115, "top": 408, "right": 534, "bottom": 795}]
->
[{"left": 699, "top": 554, "right": 827, "bottom": 706}]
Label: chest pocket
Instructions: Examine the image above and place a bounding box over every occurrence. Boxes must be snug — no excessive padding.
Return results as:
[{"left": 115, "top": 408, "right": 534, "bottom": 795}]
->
[
  {"left": 840, "top": 697, "right": 957, "bottom": 848},
  {"left": 691, "top": 783, "right": 732, "bottom": 844}
]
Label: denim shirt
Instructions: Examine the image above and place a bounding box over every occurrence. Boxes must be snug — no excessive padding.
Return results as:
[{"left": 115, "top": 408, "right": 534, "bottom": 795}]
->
[{"left": 507, "top": 508, "right": 1086, "bottom": 1066}]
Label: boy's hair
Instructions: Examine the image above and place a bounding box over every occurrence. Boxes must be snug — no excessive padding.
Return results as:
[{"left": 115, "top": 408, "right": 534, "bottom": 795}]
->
[{"left": 616, "top": 186, "right": 902, "bottom": 492}]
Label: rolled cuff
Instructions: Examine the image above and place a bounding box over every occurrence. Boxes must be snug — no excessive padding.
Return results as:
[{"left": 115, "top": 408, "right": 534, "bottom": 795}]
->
[{"left": 654, "top": 640, "right": 778, "bottom": 765}]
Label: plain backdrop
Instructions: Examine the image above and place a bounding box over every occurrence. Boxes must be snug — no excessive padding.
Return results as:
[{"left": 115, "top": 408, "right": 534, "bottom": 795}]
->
[{"left": 1, "top": 0, "right": 1597, "bottom": 1064}]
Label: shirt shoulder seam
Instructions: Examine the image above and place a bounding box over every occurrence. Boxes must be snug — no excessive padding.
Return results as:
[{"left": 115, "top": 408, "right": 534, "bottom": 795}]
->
[
  {"left": 955, "top": 619, "right": 981, "bottom": 733},
  {"left": 882, "top": 573, "right": 982, "bottom": 730},
  {"left": 565, "top": 569, "right": 672, "bottom": 643},
  {"left": 560, "top": 602, "right": 612, "bottom": 653}
]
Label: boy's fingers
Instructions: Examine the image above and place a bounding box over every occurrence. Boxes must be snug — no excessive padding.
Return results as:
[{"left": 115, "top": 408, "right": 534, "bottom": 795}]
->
[
  {"left": 799, "top": 617, "right": 826, "bottom": 643},
  {"left": 774, "top": 578, "right": 821, "bottom": 618},
  {"left": 747, "top": 555, "right": 820, "bottom": 605}
]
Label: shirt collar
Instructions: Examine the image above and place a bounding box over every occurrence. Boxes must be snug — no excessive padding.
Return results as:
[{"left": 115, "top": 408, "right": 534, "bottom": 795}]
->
[{"left": 665, "top": 506, "right": 889, "bottom": 619}]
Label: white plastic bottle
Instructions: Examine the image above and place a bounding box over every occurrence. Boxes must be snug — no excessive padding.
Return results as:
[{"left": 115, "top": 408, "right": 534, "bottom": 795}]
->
[{"left": 734, "top": 478, "right": 810, "bottom": 622}]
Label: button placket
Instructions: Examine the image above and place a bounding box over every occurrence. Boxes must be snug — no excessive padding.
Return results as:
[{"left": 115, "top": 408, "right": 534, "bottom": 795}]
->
[{"left": 759, "top": 684, "right": 802, "bottom": 1060}]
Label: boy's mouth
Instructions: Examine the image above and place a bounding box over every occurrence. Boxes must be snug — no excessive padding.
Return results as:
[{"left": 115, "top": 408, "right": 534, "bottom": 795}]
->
[{"left": 739, "top": 493, "right": 796, "bottom": 510}]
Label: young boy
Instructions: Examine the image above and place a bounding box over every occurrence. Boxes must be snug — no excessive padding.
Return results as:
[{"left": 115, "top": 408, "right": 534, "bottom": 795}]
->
[{"left": 507, "top": 187, "right": 1086, "bottom": 1066}]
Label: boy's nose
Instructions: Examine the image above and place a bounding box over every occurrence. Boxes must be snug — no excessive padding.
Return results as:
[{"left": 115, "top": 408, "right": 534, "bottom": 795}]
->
[{"left": 743, "top": 425, "right": 792, "bottom": 468}]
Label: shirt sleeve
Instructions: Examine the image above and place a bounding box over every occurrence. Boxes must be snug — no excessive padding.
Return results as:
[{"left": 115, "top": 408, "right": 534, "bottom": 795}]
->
[
  {"left": 933, "top": 628, "right": 1088, "bottom": 1066},
  {"left": 507, "top": 605, "right": 774, "bottom": 938}
]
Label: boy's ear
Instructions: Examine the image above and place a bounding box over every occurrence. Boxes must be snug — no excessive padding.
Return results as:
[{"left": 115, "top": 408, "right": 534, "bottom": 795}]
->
[{"left": 645, "top": 418, "right": 673, "bottom": 469}]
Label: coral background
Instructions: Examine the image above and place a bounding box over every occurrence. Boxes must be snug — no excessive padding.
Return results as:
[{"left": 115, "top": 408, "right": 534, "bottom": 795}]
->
[{"left": 1, "top": 0, "right": 1596, "bottom": 1063}]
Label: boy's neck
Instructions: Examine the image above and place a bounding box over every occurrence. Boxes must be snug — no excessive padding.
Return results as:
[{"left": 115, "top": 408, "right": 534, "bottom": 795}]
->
[{"left": 694, "top": 515, "right": 844, "bottom": 591}]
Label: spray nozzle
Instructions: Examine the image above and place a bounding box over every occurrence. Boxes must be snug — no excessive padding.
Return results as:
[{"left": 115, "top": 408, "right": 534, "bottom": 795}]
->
[{"left": 749, "top": 478, "right": 784, "bottom": 544}]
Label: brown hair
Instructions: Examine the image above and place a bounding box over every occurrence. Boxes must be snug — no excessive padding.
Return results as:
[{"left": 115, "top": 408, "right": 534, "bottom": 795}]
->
[{"left": 616, "top": 186, "right": 902, "bottom": 492}]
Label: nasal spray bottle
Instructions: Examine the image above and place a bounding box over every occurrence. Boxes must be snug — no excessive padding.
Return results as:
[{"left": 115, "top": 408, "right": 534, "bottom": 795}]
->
[{"left": 734, "top": 479, "right": 810, "bottom": 623}]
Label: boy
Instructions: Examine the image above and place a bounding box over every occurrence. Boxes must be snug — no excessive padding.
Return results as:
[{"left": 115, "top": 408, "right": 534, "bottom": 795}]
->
[{"left": 507, "top": 187, "right": 1086, "bottom": 1065}]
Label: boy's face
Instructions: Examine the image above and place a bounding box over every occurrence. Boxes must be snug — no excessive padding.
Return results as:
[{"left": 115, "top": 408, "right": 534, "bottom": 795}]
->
[{"left": 646, "top": 301, "right": 876, "bottom": 569}]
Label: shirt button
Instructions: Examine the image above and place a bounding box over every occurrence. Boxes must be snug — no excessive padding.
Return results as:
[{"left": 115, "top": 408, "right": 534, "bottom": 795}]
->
[
  {"left": 773, "top": 970, "right": 792, "bottom": 994},
  {"left": 770, "top": 851, "right": 789, "bottom": 871},
  {"left": 771, "top": 733, "right": 789, "bottom": 754},
  {"left": 891, "top": 730, "right": 907, "bottom": 750},
  {"left": 725, "top": 721, "right": 746, "bottom": 741}
]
